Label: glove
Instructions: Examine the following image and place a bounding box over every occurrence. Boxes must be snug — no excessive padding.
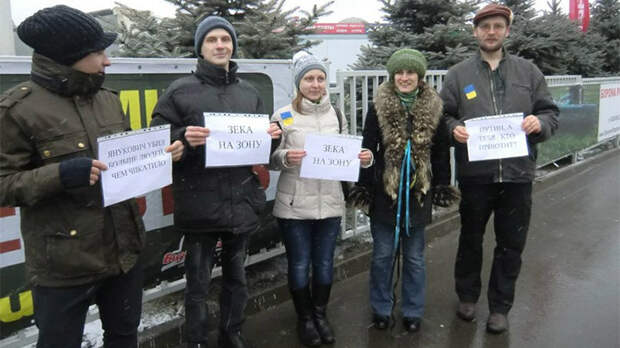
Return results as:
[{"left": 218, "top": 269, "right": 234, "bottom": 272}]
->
[
  {"left": 59, "top": 157, "right": 93, "bottom": 189},
  {"left": 432, "top": 185, "right": 461, "bottom": 207}
]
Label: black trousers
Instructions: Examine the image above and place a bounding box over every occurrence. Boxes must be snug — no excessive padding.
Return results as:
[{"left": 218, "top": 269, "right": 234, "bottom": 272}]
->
[
  {"left": 33, "top": 264, "right": 143, "bottom": 348},
  {"left": 454, "top": 182, "right": 532, "bottom": 314},
  {"left": 184, "top": 232, "right": 249, "bottom": 344}
]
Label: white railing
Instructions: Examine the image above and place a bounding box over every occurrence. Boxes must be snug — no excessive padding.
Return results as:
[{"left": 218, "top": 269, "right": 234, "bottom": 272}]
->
[
  {"left": 583, "top": 76, "right": 620, "bottom": 85},
  {"left": 546, "top": 75, "right": 583, "bottom": 87}
]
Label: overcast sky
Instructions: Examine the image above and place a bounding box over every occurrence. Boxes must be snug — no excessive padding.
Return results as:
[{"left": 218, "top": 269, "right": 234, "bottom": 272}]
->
[{"left": 10, "top": 0, "right": 569, "bottom": 25}]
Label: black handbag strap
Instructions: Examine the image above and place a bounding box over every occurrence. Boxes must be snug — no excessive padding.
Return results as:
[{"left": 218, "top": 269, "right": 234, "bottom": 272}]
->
[
  {"left": 334, "top": 105, "right": 344, "bottom": 134},
  {"left": 333, "top": 105, "right": 351, "bottom": 197}
]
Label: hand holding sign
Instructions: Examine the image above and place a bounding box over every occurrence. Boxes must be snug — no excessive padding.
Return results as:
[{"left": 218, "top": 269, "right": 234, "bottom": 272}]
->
[
  {"left": 185, "top": 126, "right": 210, "bottom": 147},
  {"left": 521, "top": 115, "right": 541, "bottom": 135},
  {"left": 358, "top": 149, "right": 372, "bottom": 167},
  {"left": 165, "top": 140, "right": 184, "bottom": 162},
  {"left": 286, "top": 149, "right": 306, "bottom": 166},
  {"left": 268, "top": 122, "right": 282, "bottom": 139},
  {"left": 453, "top": 125, "right": 469, "bottom": 143},
  {"left": 90, "top": 160, "right": 108, "bottom": 185}
]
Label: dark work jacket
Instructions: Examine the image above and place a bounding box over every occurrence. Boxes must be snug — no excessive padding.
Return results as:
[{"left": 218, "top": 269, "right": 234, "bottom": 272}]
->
[
  {"left": 440, "top": 49, "right": 560, "bottom": 183},
  {"left": 150, "top": 59, "right": 269, "bottom": 234},
  {"left": 0, "top": 54, "right": 144, "bottom": 287}
]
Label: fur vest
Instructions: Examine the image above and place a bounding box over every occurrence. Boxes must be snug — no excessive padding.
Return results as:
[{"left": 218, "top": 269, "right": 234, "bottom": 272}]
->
[
  {"left": 375, "top": 81, "right": 442, "bottom": 202},
  {"left": 349, "top": 81, "right": 459, "bottom": 223}
]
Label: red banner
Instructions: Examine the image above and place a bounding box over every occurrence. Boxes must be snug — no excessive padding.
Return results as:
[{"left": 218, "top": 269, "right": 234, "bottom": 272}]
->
[
  {"left": 569, "top": 0, "right": 590, "bottom": 32},
  {"left": 312, "top": 23, "right": 366, "bottom": 34}
]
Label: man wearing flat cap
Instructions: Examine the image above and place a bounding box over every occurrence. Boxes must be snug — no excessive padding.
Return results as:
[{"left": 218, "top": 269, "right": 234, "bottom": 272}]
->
[
  {"left": 150, "top": 15, "right": 281, "bottom": 348},
  {"left": 0, "top": 5, "right": 186, "bottom": 348},
  {"left": 440, "top": 3, "right": 559, "bottom": 334}
]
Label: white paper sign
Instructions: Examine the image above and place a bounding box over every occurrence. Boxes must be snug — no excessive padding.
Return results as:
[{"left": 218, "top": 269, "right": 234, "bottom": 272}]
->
[
  {"left": 464, "top": 113, "right": 528, "bottom": 162},
  {"left": 300, "top": 133, "right": 363, "bottom": 182},
  {"left": 597, "top": 83, "right": 620, "bottom": 141},
  {"left": 98, "top": 125, "right": 172, "bottom": 207},
  {"left": 204, "top": 113, "right": 271, "bottom": 167}
]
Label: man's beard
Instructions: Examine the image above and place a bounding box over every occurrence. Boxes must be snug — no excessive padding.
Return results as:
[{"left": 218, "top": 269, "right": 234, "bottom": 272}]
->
[{"left": 479, "top": 40, "right": 503, "bottom": 53}]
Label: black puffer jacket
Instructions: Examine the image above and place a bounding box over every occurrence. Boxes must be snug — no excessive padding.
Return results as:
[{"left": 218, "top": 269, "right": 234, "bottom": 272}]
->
[{"left": 151, "top": 59, "right": 267, "bottom": 234}]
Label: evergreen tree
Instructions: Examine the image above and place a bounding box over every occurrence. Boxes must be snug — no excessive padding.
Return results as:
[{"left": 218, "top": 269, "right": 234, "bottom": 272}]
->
[
  {"left": 414, "top": 22, "right": 478, "bottom": 69},
  {"left": 590, "top": 0, "right": 620, "bottom": 74},
  {"left": 544, "top": 0, "right": 565, "bottom": 16},
  {"left": 164, "top": 0, "right": 262, "bottom": 55},
  {"left": 115, "top": 0, "right": 331, "bottom": 59},
  {"left": 352, "top": 0, "right": 480, "bottom": 70},
  {"left": 383, "top": 0, "right": 479, "bottom": 34},
  {"left": 506, "top": 13, "right": 605, "bottom": 76},
  {"left": 115, "top": 4, "right": 189, "bottom": 57},
  {"left": 500, "top": 0, "right": 537, "bottom": 22},
  {"left": 502, "top": 0, "right": 605, "bottom": 76},
  {"left": 353, "top": 0, "right": 613, "bottom": 76},
  {"left": 236, "top": 0, "right": 332, "bottom": 59}
]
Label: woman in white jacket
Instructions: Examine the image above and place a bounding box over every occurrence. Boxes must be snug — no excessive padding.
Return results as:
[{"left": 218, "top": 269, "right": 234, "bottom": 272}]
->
[{"left": 270, "top": 52, "right": 371, "bottom": 347}]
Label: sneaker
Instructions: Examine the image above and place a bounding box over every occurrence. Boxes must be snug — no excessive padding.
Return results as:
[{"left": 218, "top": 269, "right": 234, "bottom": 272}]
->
[
  {"left": 456, "top": 302, "right": 476, "bottom": 322},
  {"left": 486, "top": 313, "right": 508, "bottom": 334}
]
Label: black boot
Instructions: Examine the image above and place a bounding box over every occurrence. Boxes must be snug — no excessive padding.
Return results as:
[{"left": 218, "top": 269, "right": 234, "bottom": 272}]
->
[
  {"left": 218, "top": 329, "right": 251, "bottom": 348},
  {"left": 291, "top": 287, "right": 322, "bottom": 347},
  {"left": 312, "top": 282, "right": 335, "bottom": 344}
]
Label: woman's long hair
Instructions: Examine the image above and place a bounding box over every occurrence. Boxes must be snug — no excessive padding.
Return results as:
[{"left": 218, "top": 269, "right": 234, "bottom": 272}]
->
[{"left": 291, "top": 91, "right": 304, "bottom": 114}]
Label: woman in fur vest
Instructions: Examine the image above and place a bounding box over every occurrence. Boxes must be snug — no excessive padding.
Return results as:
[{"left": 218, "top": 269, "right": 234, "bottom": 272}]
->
[
  {"left": 270, "top": 52, "right": 372, "bottom": 346},
  {"left": 348, "top": 48, "right": 459, "bottom": 332}
]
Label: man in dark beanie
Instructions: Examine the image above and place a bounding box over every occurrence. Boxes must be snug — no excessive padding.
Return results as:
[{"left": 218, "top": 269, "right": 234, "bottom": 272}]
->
[
  {"left": 440, "top": 2, "right": 559, "bottom": 334},
  {"left": 0, "top": 5, "right": 182, "bottom": 347},
  {"left": 150, "top": 15, "right": 281, "bottom": 348}
]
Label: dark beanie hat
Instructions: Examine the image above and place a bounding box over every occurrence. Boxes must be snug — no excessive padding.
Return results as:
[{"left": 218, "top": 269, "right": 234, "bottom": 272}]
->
[
  {"left": 194, "top": 16, "right": 237, "bottom": 58},
  {"left": 386, "top": 48, "right": 427, "bottom": 81},
  {"left": 473, "top": 3, "right": 513, "bottom": 26},
  {"left": 17, "top": 5, "right": 117, "bottom": 66}
]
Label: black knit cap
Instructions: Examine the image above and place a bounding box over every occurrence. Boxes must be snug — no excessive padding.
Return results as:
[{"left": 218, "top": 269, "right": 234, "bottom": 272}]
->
[
  {"left": 17, "top": 5, "right": 117, "bottom": 66},
  {"left": 194, "top": 16, "right": 237, "bottom": 57}
]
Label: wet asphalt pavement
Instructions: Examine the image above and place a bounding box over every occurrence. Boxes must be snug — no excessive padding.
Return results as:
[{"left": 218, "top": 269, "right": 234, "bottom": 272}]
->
[{"left": 207, "top": 150, "right": 620, "bottom": 348}]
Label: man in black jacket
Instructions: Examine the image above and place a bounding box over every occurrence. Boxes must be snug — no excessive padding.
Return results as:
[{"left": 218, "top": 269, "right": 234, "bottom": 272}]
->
[
  {"left": 150, "top": 16, "right": 281, "bottom": 348},
  {"left": 440, "top": 3, "right": 559, "bottom": 334}
]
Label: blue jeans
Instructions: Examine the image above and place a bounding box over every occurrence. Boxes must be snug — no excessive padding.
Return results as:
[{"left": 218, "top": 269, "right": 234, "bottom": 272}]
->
[
  {"left": 278, "top": 217, "right": 341, "bottom": 290},
  {"left": 370, "top": 220, "right": 426, "bottom": 318}
]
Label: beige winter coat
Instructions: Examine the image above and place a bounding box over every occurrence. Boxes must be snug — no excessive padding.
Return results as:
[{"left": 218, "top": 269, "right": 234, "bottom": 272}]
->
[{"left": 270, "top": 95, "right": 346, "bottom": 220}]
